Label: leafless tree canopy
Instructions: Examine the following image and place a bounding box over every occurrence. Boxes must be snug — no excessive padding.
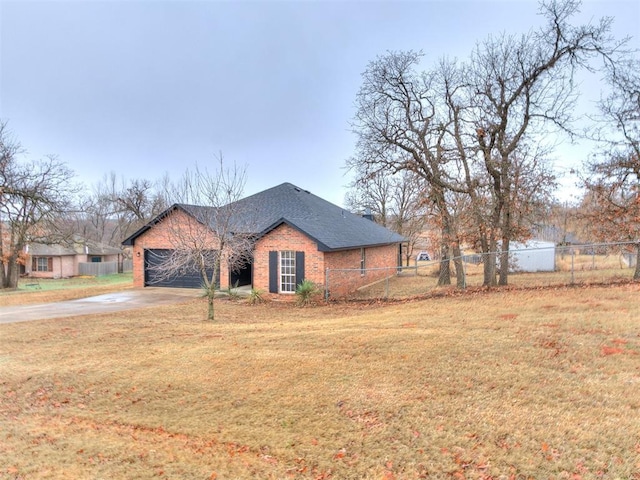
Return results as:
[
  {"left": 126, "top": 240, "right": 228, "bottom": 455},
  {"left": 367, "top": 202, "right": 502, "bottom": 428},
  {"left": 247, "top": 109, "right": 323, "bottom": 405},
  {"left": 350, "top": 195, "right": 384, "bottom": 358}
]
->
[
  {"left": 148, "top": 158, "right": 254, "bottom": 320},
  {"left": 346, "top": 170, "right": 429, "bottom": 266},
  {"left": 0, "top": 121, "right": 79, "bottom": 289},
  {"left": 65, "top": 173, "right": 169, "bottom": 249},
  {"left": 348, "top": 0, "right": 624, "bottom": 287},
  {"left": 582, "top": 55, "right": 640, "bottom": 278}
]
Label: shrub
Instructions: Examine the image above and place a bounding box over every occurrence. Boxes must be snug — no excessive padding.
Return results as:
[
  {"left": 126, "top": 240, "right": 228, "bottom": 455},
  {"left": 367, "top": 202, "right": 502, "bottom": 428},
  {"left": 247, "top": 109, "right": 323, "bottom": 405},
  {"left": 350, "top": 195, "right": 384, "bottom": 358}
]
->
[
  {"left": 225, "top": 280, "right": 241, "bottom": 301},
  {"left": 247, "top": 288, "right": 265, "bottom": 305},
  {"left": 295, "top": 280, "right": 321, "bottom": 306}
]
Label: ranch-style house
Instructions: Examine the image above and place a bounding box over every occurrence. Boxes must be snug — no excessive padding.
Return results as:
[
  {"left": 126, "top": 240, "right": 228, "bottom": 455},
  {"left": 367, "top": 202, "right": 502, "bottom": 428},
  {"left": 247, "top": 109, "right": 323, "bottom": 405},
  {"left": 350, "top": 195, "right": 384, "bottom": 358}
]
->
[{"left": 122, "top": 182, "right": 405, "bottom": 298}]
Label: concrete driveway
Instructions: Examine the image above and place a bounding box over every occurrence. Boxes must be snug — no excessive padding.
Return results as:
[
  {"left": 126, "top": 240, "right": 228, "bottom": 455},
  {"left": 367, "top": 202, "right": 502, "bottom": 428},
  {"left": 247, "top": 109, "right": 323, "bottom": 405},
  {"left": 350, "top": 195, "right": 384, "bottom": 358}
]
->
[{"left": 0, "top": 288, "right": 202, "bottom": 324}]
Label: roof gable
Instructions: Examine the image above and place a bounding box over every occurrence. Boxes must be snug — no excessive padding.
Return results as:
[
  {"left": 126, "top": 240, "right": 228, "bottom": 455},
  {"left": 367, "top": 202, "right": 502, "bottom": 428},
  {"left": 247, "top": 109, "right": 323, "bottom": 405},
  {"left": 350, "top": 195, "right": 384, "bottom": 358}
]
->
[
  {"left": 229, "top": 183, "right": 405, "bottom": 251},
  {"left": 121, "top": 204, "right": 212, "bottom": 246}
]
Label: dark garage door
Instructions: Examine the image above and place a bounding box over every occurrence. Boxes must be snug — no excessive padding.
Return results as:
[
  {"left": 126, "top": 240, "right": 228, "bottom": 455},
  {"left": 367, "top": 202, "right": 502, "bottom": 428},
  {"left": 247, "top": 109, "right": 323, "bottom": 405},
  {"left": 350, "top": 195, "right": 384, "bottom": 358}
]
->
[{"left": 144, "top": 249, "right": 219, "bottom": 289}]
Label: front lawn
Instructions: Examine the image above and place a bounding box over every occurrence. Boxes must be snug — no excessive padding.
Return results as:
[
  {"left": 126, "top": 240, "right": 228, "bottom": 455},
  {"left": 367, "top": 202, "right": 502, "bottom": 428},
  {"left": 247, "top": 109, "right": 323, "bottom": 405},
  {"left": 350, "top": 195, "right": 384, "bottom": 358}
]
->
[{"left": 1, "top": 285, "right": 639, "bottom": 478}]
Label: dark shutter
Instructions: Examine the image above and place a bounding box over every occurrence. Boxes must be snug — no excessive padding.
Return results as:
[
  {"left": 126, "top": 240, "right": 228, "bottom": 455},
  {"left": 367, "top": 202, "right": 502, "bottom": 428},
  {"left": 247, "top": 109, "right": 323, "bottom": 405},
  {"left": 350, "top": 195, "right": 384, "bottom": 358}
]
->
[
  {"left": 295, "top": 251, "right": 305, "bottom": 287},
  {"left": 32, "top": 257, "right": 36, "bottom": 271},
  {"left": 47, "top": 257, "right": 53, "bottom": 272},
  {"left": 268, "top": 251, "right": 278, "bottom": 293}
]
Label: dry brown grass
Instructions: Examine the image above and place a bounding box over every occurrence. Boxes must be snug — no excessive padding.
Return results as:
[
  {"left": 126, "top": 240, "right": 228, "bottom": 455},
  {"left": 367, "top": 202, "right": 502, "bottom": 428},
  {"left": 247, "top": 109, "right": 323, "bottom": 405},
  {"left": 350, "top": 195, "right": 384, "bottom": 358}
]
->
[
  {"left": 355, "top": 255, "right": 636, "bottom": 300},
  {"left": 1, "top": 285, "right": 640, "bottom": 479}
]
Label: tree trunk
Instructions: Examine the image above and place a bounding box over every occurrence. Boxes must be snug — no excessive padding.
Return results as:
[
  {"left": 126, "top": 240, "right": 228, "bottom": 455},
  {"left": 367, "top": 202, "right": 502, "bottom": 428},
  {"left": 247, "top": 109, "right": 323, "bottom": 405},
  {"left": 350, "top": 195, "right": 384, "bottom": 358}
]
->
[
  {"left": 0, "top": 222, "right": 5, "bottom": 289},
  {"left": 437, "top": 203, "right": 456, "bottom": 287},
  {"left": 437, "top": 243, "right": 451, "bottom": 286},
  {"left": 634, "top": 244, "right": 640, "bottom": 281},
  {"left": 0, "top": 267, "right": 7, "bottom": 289},
  {"left": 207, "top": 289, "right": 215, "bottom": 321},
  {"left": 0, "top": 256, "right": 6, "bottom": 289},
  {"left": 498, "top": 236, "right": 510, "bottom": 286},
  {"left": 452, "top": 243, "right": 465, "bottom": 288},
  {"left": 483, "top": 237, "right": 498, "bottom": 287},
  {"left": 5, "top": 256, "right": 20, "bottom": 289},
  {"left": 498, "top": 174, "right": 512, "bottom": 286},
  {"left": 205, "top": 261, "right": 221, "bottom": 321}
]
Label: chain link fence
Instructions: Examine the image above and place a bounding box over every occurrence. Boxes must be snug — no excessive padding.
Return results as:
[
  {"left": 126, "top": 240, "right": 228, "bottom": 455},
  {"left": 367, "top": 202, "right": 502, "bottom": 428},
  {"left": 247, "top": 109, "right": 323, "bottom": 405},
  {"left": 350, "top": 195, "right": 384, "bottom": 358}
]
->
[{"left": 325, "top": 241, "right": 639, "bottom": 301}]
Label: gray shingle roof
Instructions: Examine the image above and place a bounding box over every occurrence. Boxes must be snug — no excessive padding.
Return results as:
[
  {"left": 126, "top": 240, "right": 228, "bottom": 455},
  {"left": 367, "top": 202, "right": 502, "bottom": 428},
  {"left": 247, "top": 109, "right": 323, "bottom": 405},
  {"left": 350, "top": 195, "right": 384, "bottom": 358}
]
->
[
  {"left": 226, "top": 183, "right": 405, "bottom": 251},
  {"left": 124, "top": 183, "right": 405, "bottom": 251},
  {"left": 27, "top": 243, "right": 77, "bottom": 256},
  {"left": 27, "top": 239, "right": 123, "bottom": 256}
]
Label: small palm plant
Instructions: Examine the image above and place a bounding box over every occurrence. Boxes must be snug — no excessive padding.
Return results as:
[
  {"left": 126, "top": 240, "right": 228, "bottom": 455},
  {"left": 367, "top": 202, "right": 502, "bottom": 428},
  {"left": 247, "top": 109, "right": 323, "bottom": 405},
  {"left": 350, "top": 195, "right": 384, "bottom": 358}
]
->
[
  {"left": 226, "top": 280, "right": 241, "bottom": 301},
  {"left": 247, "top": 288, "right": 265, "bottom": 305},
  {"left": 295, "top": 280, "right": 320, "bottom": 307}
]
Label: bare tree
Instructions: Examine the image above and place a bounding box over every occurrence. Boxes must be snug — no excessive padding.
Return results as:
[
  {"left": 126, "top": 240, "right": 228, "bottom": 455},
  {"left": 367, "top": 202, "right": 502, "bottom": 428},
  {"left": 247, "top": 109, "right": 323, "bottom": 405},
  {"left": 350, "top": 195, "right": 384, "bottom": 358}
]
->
[
  {"left": 469, "top": 0, "right": 616, "bottom": 285},
  {"left": 345, "top": 169, "right": 393, "bottom": 227},
  {"left": 346, "top": 170, "right": 428, "bottom": 266},
  {"left": 390, "top": 171, "right": 429, "bottom": 266},
  {"left": 349, "top": 51, "right": 466, "bottom": 287},
  {"left": 67, "top": 173, "right": 169, "bottom": 248},
  {"left": 0, "top": 122, "right": 78, "bottom": 289},
  {"left": 350, "top": 0, "right": 619, "bottom": 289},
  {"left": 149, "top": 157, "right": 253, "bottom": 320},
  {"left": 582, "top": 55, "right": 640, "bottom": 278},
  {"left": 115, "top": 177, "right": 167, "bottom": 230}
]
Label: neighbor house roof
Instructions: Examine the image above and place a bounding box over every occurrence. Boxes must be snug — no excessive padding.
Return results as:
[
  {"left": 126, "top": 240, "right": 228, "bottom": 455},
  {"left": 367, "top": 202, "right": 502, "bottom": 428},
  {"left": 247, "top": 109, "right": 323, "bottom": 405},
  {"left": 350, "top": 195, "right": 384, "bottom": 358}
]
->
[
  {"left": 26, "top": 238, "right": 122, "bottom": 257},
  {"left": 80, "top": 239, "right": 123, "bottom": 256},
  {"left": 27, "top": 243, "right": 77, "bottom": 256},
  {"left": 123, "top": 182, "right": 405, "bottom": 251}
]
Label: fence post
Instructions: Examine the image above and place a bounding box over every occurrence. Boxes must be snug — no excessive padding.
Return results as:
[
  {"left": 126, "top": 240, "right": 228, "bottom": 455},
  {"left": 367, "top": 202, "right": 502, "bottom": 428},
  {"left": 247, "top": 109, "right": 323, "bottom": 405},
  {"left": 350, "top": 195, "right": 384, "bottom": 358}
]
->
[
  {"left": 571, "top": 249, "right": 575, "bottom": 285},
  {"left": 324, "top": 268, "right": 329, "bottom": 302},
  {"left": 461, "top": 254, "right": 467, "bottom": 289}
]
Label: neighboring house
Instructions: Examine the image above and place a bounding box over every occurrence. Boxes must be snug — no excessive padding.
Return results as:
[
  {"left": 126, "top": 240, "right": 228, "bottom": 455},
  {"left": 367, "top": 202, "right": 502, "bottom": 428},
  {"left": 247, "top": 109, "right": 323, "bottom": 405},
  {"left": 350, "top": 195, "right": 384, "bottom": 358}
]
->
[
  {"left": 122, "top": 182, "right": 406, "bottom": 298},
  {"left": 24, "top": 239, "right": 124, "bottom": 278}
]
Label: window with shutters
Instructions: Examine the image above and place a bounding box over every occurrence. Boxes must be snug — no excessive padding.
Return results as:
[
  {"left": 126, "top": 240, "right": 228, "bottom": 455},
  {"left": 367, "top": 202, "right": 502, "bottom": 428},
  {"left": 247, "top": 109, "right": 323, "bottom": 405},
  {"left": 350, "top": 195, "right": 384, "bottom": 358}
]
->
[
  {"left": 360, "top": 248, "right": 366, "bottom": 276},
  {"left": 280, "top": 250, "right": 296, "bottom": 293},
  {"left": 32, "top": 257, "right": 52, "bottom": 272}
]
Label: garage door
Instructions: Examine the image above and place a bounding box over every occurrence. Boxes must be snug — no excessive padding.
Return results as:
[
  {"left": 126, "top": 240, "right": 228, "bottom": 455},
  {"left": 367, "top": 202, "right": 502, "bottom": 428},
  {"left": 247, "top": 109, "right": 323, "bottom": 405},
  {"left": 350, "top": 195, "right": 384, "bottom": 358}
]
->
[{"left": 144, "top": 249, "right": 219, "bottom": 289}]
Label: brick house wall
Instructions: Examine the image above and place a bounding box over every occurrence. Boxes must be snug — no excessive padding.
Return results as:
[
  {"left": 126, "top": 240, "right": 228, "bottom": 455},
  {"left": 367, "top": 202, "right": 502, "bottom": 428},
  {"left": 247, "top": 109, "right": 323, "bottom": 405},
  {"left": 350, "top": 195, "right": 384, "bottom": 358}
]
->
[
  {"left": 131, "top": 210, "right": 401, "bottom": 297},
  {"left": 130, "top": 210, "right": 220, "bottom": 288},
  {"left": 59, "top": 256, "right": 76, "bottom": 278},
  {"left": 26, "top": 253, "right": 122, "bottom": 278},
  {"left": 253, "top": 223, "right": 323, "bottom": 296},
  {"left": 75, "top": 253, "right": 121, "bottom": 265},
  {"left": 254, "top": 223, "right": 400, "bottom": 299},
  {"left": 325, "top": 243, "right": 399, "bottom": 298},
  {"left": 27, "top": 255, "right": 75, "bottom": 279}
]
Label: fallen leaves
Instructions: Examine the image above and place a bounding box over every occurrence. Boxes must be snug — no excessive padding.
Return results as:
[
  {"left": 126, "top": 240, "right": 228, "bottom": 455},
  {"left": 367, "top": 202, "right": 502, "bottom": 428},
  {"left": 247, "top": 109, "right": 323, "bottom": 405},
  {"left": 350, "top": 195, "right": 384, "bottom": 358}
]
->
[
  {"left": 601, "top": 338, "right": 637, "bottom": 356},
  {"left": 601, "top": 345, "right": 625, "bottom": 356}
]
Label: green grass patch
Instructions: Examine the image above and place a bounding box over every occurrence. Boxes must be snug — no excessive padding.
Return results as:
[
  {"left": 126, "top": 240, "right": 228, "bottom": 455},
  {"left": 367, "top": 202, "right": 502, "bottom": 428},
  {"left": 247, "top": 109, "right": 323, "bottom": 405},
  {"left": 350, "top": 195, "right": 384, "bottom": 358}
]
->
[
  {"left": 17, "top": 273, "right": 133, "bottom": 291},
  {"left": 1, "top": 273, "right": 133, "bottom": 306}
]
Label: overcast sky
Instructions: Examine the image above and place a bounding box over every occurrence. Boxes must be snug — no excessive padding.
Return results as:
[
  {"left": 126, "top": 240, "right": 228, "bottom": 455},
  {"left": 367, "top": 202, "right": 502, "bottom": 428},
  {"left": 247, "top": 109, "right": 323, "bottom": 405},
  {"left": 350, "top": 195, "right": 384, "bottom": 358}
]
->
[{"left": 1, "top": 0, "right": 638, "bottom": 207}]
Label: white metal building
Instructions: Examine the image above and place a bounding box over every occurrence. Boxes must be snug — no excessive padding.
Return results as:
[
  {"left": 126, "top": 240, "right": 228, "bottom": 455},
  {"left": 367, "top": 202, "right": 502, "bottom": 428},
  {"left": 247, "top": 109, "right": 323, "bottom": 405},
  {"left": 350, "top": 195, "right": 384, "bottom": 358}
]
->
[{"left": 507, "top": 240, "right": 556, "bottom": 272}]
